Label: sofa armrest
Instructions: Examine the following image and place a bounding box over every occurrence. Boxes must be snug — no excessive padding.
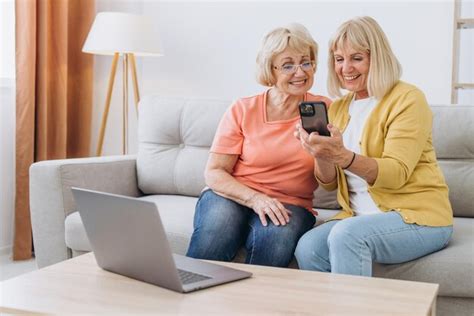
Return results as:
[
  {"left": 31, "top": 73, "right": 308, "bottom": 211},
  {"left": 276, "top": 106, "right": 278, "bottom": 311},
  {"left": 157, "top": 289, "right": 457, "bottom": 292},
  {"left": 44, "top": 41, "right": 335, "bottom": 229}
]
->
[{"left": 30, "top": 155, "right": 141, "bottom": 268}]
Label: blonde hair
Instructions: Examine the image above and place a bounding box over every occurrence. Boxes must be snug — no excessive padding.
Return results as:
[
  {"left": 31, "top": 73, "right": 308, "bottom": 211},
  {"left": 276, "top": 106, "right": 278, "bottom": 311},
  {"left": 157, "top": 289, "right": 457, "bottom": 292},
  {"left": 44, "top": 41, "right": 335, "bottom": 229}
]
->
[
  {"left": 256, "top": 23, "right": 318, "bottom": 87},
  {"left": 327, "top": 16, "right": 402, "bottom": 99}
]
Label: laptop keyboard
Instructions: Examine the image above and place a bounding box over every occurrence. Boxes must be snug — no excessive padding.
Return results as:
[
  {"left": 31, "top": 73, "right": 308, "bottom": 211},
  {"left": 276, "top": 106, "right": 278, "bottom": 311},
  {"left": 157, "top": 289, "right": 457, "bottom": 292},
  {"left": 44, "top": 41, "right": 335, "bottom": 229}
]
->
[{"left": 177, "top": 269, "right": 212, "bottom": 285}]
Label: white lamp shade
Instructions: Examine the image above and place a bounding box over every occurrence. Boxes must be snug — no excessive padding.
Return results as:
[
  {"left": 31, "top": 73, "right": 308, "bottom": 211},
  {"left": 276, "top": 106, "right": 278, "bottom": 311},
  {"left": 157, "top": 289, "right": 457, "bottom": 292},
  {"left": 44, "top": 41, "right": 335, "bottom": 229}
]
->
[{"left": 82, "top": 12, "right": 163, "bottom": 56}]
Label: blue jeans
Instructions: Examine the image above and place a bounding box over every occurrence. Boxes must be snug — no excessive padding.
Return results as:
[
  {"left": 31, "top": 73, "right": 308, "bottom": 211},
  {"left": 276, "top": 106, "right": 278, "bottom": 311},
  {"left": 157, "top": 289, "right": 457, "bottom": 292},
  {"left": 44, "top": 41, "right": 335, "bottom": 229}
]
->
[
  {"left": 295, "top": 211, "right": 453, "bottom": 276},
  {"left": 186, "top": 190, "right": 316, "bottom": 267}
]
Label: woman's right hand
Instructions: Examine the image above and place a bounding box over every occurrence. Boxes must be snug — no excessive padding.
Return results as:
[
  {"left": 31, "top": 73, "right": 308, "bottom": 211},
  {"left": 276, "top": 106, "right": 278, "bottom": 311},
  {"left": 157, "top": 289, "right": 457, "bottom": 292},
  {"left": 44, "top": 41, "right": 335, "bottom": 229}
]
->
[
  {"left": 247, "top": 193, "right": 292, "bottom": 227},
  {"left": 294, "top": 123, "right": 338, "bottom": 184}
]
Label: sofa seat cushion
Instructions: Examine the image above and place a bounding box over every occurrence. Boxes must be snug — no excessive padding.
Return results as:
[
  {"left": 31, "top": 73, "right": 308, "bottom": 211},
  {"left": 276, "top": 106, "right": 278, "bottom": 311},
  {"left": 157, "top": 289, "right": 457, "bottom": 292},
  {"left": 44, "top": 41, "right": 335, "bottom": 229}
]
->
[
  {"left": 65, "top": 212, "right": 91, "bottom": 252},
  {"left": 138, "top": 194, "right": 198, "bottom": 255},
  {"left": 373, "top": 217, "right": 474, "bottom": 298},
  {"left": 64, "top": 194, "right": 339, "bottom": 256}
]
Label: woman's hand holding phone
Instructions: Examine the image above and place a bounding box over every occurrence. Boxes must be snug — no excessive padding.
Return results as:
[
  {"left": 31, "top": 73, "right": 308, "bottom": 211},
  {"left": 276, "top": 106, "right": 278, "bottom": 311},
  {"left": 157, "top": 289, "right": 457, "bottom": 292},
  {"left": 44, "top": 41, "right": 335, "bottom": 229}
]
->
[{"left": 295, "top": 123, "right": 353, "bottom": 167}]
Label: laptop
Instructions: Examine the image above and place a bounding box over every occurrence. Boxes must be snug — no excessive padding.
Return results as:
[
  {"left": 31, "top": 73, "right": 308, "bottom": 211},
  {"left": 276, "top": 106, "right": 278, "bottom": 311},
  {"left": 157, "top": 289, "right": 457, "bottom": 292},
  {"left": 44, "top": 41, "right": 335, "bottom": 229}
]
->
[{"left": 71, "top": 187, "right": 252, "bottom": 293}]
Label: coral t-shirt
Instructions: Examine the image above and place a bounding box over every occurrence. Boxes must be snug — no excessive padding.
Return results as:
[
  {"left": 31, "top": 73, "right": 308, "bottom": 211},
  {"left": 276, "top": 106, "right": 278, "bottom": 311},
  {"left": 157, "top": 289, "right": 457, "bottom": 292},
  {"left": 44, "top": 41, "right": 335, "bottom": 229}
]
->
[{"left": 211, "top": 90, "right": 332, "bottom": 211}]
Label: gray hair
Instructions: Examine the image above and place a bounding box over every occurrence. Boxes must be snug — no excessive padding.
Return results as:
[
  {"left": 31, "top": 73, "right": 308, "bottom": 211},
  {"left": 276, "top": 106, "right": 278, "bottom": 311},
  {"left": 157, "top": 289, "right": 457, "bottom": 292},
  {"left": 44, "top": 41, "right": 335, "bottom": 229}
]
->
[{"left": 256, "top": 23, "right": 318, "bottom": 87}]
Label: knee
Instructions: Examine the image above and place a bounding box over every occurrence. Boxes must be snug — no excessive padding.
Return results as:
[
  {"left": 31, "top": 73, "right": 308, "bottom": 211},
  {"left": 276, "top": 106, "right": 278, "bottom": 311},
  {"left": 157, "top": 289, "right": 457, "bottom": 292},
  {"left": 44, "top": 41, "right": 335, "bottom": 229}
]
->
[
  {"left": 327, "top": 220, "right": 358, "bottom": 250},
  {"left": 246, "top": 223, "right": 301, "bottom": 266},
  {"left": 260, "top": 220, "right": 311, "bottom": 255},
  {"left": 295, "top": 231, "right": 327, "bottom": 266},
  {"left": 295, "top": 229, "right": 330, "bottom": 272}
]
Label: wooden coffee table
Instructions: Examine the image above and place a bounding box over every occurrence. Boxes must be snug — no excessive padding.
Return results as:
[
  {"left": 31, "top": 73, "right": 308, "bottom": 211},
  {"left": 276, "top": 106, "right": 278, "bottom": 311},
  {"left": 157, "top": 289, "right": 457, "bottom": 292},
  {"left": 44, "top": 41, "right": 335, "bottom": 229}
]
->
[{"left": 0, "top": 253, "right": 437, "bottom": 315}]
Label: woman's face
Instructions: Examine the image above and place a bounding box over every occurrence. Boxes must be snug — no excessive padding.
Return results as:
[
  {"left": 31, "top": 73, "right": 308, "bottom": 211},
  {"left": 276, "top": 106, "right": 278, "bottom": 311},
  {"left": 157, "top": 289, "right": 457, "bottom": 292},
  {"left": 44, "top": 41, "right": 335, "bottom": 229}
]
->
[
  {"left": 333, "top": 45, "right": 370, "bottom": 100},
  {"left": 272, "top": 47, "right": 315, "bottom": 96}
]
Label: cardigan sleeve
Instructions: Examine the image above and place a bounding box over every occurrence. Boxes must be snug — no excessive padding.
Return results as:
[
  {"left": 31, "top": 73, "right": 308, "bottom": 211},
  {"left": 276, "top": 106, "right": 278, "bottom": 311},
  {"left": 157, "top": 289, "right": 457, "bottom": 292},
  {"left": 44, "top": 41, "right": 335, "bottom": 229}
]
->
[{"left": 371, "top": 89, "right": 432, "bottom": 190}]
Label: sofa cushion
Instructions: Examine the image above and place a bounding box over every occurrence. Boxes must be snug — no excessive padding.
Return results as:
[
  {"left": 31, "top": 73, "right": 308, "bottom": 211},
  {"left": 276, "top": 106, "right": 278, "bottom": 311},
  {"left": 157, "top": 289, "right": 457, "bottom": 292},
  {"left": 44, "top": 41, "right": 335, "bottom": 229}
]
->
[
  {"left": 438, "top": 159, "right": 474, "bottom": 218},
  {"left": 373, "top": 217, "right": 474, "bottom": 298},
  {"left": 64, "top": 212, "right": 91, "bottom": 252},
  {"left": 139, "top": 195, "right": 198, "bottom": 255},
  {"left": 431, "top": 105, "right": 474, "bottom": 160},
  {"left": 137, "top": 96, "right": 228, "bottom": 197},
  {"left": 431, "top": 105, "right": 474, "bottom": 218}
]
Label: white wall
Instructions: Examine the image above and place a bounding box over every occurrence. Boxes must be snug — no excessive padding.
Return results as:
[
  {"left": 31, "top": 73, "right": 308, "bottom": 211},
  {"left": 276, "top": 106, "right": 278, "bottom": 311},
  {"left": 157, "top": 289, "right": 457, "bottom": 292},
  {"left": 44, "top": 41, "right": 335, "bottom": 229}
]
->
[
  {"left": 92, "top": 0, "right": 472, "bottom": 156},
  {"left": 0, "top": 0, "right": 16, "bottom": 254},
  {"left": 0, "top": 80, "right": 15, "bottom": 255},
  {"left": 0, "top": 0, "right": 15, "bottom": 79},
  {"left": 141, "top": 1, "right": 453, "bottom": 101}
]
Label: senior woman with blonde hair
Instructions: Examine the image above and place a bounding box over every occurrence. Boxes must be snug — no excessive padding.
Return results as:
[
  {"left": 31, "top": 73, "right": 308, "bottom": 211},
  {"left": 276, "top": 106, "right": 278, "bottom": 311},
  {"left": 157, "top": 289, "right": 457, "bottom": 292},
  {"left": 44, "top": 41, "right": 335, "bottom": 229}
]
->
[
  {"left": 294, "top": 16, "right": 453, "bottom": 276},
  {"left": 186, "top": 23, "right": 331, "bottom": 267}
]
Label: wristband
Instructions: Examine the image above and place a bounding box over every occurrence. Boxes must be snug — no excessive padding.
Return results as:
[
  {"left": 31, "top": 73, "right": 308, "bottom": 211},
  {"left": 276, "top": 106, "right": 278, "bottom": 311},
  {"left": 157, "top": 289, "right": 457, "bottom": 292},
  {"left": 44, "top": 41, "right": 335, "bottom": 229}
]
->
[{"left": 342, "top": 152, "right": 356, "bottom": 170}]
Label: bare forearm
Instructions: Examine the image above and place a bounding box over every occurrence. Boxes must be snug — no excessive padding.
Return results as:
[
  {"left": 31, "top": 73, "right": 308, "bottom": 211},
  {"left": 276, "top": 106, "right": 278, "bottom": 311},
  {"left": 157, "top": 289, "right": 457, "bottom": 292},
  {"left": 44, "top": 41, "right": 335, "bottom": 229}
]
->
[
  {"left": 205, "top": 169, "right": 259, "bottom": 207},
  {"left": 314, "top": 159, "right": 337, "bottom": 184},
  {"left": 342, "top": 152, "right": 378, "bottom": 185}
]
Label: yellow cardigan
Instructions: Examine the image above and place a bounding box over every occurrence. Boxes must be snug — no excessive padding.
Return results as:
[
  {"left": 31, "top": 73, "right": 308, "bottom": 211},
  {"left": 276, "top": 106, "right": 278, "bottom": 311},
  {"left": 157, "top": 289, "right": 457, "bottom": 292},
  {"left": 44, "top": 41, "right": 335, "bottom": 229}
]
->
[{"left": 320, "top": 81, "right": 453, "bottom": 227}]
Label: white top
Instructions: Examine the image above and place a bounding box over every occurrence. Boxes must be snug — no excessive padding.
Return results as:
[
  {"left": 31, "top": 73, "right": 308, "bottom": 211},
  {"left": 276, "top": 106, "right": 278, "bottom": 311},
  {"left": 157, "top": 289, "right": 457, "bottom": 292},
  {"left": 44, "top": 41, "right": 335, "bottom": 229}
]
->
[{"left": 342, "top": 96, "right": 382, "bottom": 216}]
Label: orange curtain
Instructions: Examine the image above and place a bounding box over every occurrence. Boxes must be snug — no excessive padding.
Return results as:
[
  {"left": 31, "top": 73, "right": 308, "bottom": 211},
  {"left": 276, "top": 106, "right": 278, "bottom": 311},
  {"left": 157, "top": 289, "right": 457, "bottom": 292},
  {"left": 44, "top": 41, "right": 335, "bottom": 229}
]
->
[{"left": 14, "top": 0, "right": 95, "bottom": 260}]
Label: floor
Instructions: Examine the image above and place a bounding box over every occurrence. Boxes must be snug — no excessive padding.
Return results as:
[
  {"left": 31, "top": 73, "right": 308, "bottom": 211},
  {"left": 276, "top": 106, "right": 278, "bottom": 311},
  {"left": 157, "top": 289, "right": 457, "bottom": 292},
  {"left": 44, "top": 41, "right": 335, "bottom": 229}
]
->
[{"left": 0, "top": 253, "right": 37, "bottom": 281}]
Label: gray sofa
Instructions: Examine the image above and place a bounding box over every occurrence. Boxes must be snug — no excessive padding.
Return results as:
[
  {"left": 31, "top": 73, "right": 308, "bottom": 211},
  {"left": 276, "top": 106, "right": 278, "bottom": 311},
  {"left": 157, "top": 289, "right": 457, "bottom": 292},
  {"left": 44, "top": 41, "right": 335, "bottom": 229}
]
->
[{"left": 30, "top": 95, "right": 473, "bottom": 315}]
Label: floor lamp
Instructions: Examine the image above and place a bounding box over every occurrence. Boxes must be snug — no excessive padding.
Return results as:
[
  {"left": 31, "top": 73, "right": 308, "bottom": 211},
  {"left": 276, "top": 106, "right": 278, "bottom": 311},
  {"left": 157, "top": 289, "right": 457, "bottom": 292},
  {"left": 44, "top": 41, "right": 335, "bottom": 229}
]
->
[{"left": 82, "top": 12, "right": 163, "bottom": 156}]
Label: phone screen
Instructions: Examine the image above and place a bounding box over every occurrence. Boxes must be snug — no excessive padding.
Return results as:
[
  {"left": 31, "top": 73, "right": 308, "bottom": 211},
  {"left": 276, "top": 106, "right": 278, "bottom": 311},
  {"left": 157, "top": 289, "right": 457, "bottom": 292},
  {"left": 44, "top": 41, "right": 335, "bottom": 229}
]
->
[{"left": 298, "top": 102, "right": 330, "bottom": 136}]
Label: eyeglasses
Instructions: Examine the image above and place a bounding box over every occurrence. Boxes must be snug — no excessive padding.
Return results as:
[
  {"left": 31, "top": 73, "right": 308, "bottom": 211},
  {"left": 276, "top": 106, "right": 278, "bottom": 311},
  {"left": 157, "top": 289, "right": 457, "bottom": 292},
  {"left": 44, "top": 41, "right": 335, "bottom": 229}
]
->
[{"left": 273, "top": 61, "right": 315, "bottom": 74}]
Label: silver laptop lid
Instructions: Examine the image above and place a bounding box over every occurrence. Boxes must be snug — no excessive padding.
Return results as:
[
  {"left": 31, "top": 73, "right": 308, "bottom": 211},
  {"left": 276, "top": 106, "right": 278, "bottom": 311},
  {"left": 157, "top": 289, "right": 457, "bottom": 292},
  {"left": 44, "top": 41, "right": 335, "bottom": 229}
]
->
[{"left": 71, "top": 187, "right": 184, "bottom": 292}]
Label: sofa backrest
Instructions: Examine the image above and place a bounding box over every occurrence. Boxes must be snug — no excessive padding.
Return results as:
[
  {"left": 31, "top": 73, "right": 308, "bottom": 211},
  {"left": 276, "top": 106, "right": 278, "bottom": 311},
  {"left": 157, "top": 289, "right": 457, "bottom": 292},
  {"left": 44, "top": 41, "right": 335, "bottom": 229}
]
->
[
  {"left": 136, "top": 95, "right": 338, "bottom": 210},
  {"left": 137, "top": 96, "right": 473, "bottom": 216},
  {"left": 137, "top": 95, "right": 227, "bottom": 196},
  {"left": 431, "top": 105, "right": 474, "bottom": 217}
]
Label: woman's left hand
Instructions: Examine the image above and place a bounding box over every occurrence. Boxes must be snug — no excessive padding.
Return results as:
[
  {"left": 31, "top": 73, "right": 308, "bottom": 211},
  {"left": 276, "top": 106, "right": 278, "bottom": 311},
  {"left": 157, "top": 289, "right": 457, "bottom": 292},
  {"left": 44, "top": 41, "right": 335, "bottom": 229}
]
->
[{"left": 295, "top": 123, "right": 353, "bottom": 167}]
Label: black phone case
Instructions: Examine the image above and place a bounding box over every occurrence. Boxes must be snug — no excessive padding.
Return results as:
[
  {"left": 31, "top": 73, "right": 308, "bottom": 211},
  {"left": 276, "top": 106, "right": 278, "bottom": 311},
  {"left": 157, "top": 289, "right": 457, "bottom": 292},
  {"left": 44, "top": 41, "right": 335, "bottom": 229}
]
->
[{"left": 298, "top": 101, "right": 330, "bottom": 136}]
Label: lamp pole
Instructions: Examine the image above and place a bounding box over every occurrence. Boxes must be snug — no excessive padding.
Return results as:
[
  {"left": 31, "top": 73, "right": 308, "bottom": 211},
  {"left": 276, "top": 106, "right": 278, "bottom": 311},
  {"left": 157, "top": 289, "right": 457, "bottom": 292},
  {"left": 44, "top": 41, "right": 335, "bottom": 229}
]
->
[
  {"left": 95, "top": 53, "right": 140, "bottom": 156},
  {"left": 96, "top": 53, "right": 119, "bottom": 156},
  {"left": 122, "top": 53, "right": 129, "bottom": 155}
]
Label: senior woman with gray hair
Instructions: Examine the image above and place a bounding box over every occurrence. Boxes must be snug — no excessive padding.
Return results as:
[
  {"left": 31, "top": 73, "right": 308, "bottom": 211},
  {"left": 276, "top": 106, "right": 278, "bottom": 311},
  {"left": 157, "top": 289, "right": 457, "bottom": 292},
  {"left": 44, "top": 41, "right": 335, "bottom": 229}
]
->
[
  {"left": 186, "top": 24, "right": 331, "bottom": 267},
  {"left": 295, "top": 16, "right": 453, "bottom": 276}
]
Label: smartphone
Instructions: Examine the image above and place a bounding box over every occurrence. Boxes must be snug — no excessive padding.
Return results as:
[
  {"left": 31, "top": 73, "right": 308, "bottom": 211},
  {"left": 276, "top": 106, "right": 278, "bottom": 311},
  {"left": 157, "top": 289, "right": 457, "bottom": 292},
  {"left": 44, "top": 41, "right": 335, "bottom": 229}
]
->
[{"left": 298, "top": 101, "right": 330, "bottom": 136}]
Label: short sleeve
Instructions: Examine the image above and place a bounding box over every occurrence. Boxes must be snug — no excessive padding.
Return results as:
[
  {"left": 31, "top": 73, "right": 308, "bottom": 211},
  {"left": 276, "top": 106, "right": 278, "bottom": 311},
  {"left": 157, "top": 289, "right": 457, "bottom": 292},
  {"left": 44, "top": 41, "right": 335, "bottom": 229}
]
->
[{"left": 210, "top": 101, "right": 244, "bottom": 155}]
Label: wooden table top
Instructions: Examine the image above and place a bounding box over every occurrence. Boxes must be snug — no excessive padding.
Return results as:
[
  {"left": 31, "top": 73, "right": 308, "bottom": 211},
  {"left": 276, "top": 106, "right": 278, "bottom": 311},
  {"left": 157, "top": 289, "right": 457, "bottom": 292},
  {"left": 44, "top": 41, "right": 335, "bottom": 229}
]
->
[{"left": 0, "top": 252, "right": 438, "bottom": 315}]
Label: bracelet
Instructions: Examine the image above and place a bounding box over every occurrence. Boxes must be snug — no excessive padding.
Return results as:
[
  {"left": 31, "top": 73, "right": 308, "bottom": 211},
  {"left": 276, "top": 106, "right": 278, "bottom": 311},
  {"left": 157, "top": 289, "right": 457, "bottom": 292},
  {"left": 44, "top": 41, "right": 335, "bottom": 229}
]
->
[{"left": 342, "top": 152, "right": 356, "bottom": 170}]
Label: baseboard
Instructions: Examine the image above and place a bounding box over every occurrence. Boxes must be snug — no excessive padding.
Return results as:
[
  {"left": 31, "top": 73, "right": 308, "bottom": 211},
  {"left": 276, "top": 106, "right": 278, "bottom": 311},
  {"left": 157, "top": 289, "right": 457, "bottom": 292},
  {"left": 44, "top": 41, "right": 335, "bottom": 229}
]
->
[{"left": 0, "top": 245, "right": 12, "bottom": 257}]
